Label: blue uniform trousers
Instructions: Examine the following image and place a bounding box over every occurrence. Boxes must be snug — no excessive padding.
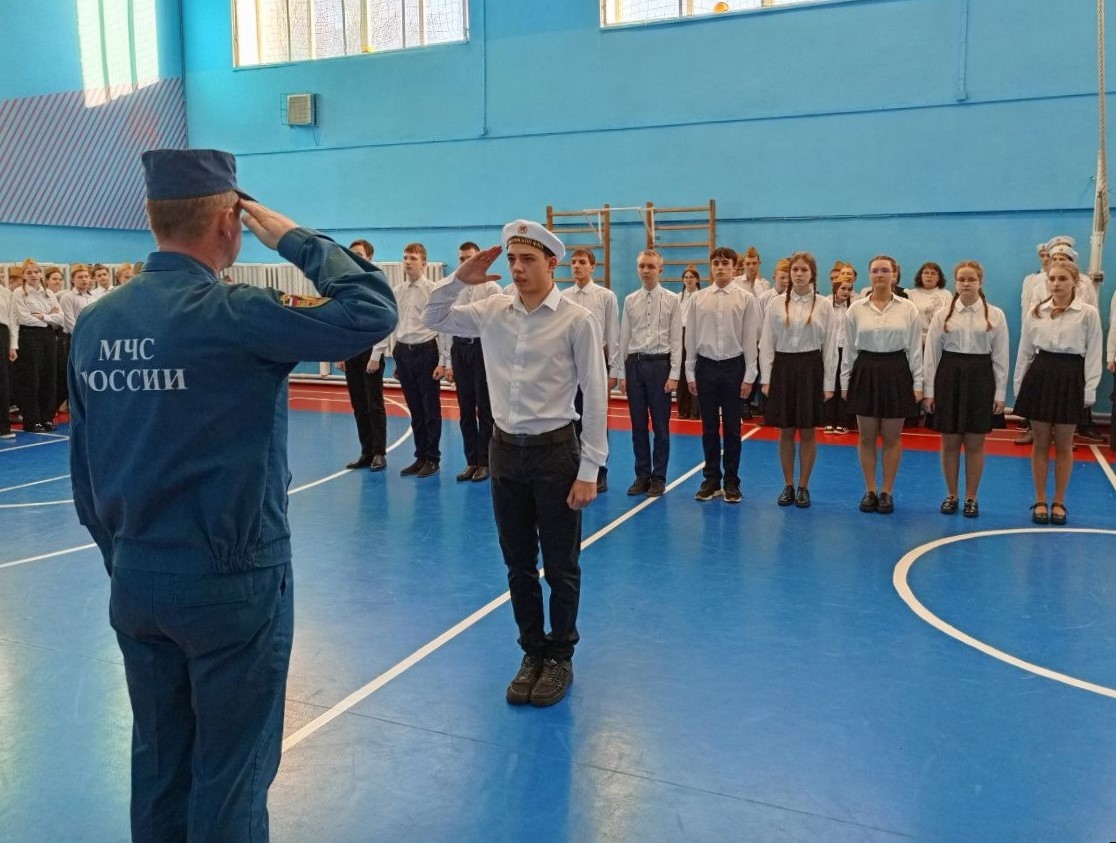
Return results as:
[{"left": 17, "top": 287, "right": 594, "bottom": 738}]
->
[
  {"left": 624, "top": 355, "right": 672, "bottom": 481},
  {"left": 110, "top": 563, "right": 293, "bottom": 843}
]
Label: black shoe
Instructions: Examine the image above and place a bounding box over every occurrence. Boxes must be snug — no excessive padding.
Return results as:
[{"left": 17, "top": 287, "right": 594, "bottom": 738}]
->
[
  {"left": 627, "top": 477, "right": 651, "bottom": 496},
  {"left": 723, "top": 481, "right": 742, "bottom": 503},
  {"left": 694, "top": 479, "right": 722, "bottom": 501},
  {"left": 456, "top": 465, "right": 478, "bottom": 482},
  {"left": 416, "top": 460, "right": 440, "bottom": 478},
  {"left": 876, "top": 492, "right": 894, "bottom": 514},
  {"left": 647, "top": 477, "right": 666, "bottom": 497},
  {"left": 346, "top": 454, "right": 374, "bottom": 469},
  {"left": 940, "top": 496, "right": 959, "bottom": 515},
  {"left": 28, "top": 424, "right": 44, "bottom": 433},
  {"left": 529, "top": 658, "right": 573, "bottom": 707},
  {"left": 471, "top": 466, "right": 490, "bottom": 482},
  {"left": 41, "top": 421, "right": 55, "bottom": 432},
  {"left": 859, "top": 491, "right": 878, "bottom": 512},
  {"left": 369, "top": 454, "right": 387, "bottom": 472},
  {"left": 740, "top": 405, "right": 753, "bottom": 420},
  {"left": 777, "top": 485, "right": 795, "bottom": 506},
  {"left": 1050, "top": 502, "right": 1067, "bottom": 525},
  {"left": 1077, "top": 427, "right": 1106, "bottom": 444},
  {"left": 963, "top": 498, "right": 979, "bottom": 518},
  {"left": 1030, "top": 502, "right": 1049, "bottom": 524},
  {"left": 506, "top": 654, "right": 544, "bottom": 705},
  {"left": 795, "top": 487, "right": 811, "bottom": 508},
  {"left": 400, "top": 459, "right": 425, "bottom": 476}
]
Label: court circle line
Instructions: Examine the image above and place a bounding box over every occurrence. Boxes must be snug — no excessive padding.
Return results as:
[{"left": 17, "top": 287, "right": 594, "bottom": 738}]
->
[{"left": 893, "top": 527, "right": 1116, "bottom": 699}]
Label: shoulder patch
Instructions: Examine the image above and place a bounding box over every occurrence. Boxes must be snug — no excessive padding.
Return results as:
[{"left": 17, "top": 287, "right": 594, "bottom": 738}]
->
[{"left": 280, "top": 293, "right": 330, "bottom": 308}]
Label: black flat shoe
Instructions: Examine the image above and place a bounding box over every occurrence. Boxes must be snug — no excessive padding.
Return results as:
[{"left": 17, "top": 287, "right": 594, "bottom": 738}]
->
[
  {"left": 1050, "top": 502, "right": 1067, "bottom": 525},
  {"left": 795, "top": 487, "right": 811, "bottom": 508},
  {"left": 1030, "top": 502, "right": 1049, "bottom": 524},
  {"left": 777, "top": 485, "right": 795, "bottom": 506},
  {"left": 471, "top": 466, "right": 490, "bottom": 482},
  {"left": 876, "top": 492, "right": 894, "bottom": 514},
  {"left": 859, "top": 491, "right": 878, "bottom": 512},
  {"left": 369, "top": 454, "right": 387, "bottom": 472},
  {"left": 346, "top": 455, "right": 374, "bottom": 469},
  {"left": 963, "top": 498, "right": 979, "bottom": 518},
  {"left": 456, "top": 465, "right": 477, "bottom": 482},
  {"left": 940, "top": 496, "right": 959, "bottom": 515}
]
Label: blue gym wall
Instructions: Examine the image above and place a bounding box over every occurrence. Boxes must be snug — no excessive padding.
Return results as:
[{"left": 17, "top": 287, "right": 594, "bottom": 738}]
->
[{"left": 0, "top": 0, "right": 1113, "bottom": 403}]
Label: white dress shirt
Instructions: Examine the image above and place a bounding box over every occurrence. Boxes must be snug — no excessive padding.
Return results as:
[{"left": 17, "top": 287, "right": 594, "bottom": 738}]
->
[
  {"left": 373, "top": 276, "right": 447, "bottom": 362},
  {"left": 616, "top": 283, "right": 682, "bottom": 380},
  {"left": 841, "top": 294, "right": 923, "bottom": 392},
  {"left": 1023, "top": 271, "right": 1098, "bottom": 309},
  {"left": 906, "top": 287, "right": 953, "bottom": 338},
  {"left": 562, "top": 280, "right": 620, "bottom": 374},
  {"left": 1013, "top": 298, "right": 1103, "bottom": 406},
  {"left": 758, "top": 291, "right": 839, "bottom": 388},
  {"left": 923, "top": 299, "right": 1010, "bottom": 401},
  {"left": 733, "top": 275, "right": 772, "bottom": 298},
  {"left": 89, "top": 284, "right": 112, "bottom": 300},
  {"left": 0, "top": 286, "right": 18, "bottom": 351},
  {"left": 422, "top": 276, "right": 608, "bottom": 482},
  {"left": 1020, "top": 272, "right": 1046, "bottom": 314},
  {"left": 13, "top": 285, "right": 63, "bottom": 328},
  {"left": 60, "top": 288, "right": 95, "bottom": 334},
  {"left": 831, "top": 299, "right": 849, "bottom": 349},
  {"left": 684, "top": 282, "right": 759, "bottom": 383},
  {"left": 449, "top": 280, "right": 502, "bottom": 366}
]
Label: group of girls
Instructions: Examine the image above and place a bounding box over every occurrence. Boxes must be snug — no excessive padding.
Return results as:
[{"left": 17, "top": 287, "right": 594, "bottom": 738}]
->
[{"left": 720, "top": 250, "right": 1104, "bottom": 522}]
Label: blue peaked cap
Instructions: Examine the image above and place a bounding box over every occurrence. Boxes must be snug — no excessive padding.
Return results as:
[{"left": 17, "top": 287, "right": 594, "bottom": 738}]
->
[{"left": 142, "top": 148, "right": 255, "bottom": 201}]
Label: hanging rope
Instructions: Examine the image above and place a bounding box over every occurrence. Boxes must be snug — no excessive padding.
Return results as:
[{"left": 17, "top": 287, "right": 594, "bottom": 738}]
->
[{"left": 1089, "top": 0, "right": 1108, "bottom": 283}]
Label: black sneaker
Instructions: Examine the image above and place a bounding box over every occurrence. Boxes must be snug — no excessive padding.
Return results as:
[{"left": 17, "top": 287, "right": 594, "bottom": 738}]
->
[
  {"left": 506, "top": 654, "right": 544, "bottom": 705},
  {"left": 529, "top": 658, "right": 573, "bottom": 707},
  {"left": 694, "top": 479, "right": 722, "bottom": 501},
  {"left": 723, "top": 481, "right": 742, "bottom": 503},
  {"left": 647, "top": 477, "right": 666, "bottom": 497},
  {"left": 777, "top": 485, "right": 795, "bottom": 506},
  {"left": 627, "top": 477, "right": 651, "bottom": 496},
  {"left": 859, "top": 491, "right": 878, "bottom": 512}
]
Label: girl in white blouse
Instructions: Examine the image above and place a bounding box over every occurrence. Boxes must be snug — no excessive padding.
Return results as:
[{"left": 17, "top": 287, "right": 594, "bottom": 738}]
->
[
  {"left": 759, "top": 252, "right": 838, "bottom": 508},
  {"left": 1013, "top": 260, "right": 1103, "bottom": 525},
  {"left": 824, "top": 267, "right": 855, "bottom": 434},
  {"left": 12, "top": 258, "right": 62, "bottom": 432},
  {"left": 677, "top": 264, "right": 702, "bottom": 420},
  {"left": 922, "top": 262, "right": 1009, "bottom": 517},
  {"left": 841, "top": 255, "right": 922, "bottom": 514}
]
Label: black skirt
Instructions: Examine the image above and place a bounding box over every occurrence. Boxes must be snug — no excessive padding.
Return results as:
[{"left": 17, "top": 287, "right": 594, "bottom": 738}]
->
[
  {"left": 931, "top": 351, "right": 995, "bottom": 435},
  {"left": 765, "top": 350, "right": 824, "bottom": 429},
  {"left": 1013, "top": 351, "right": 1086, "bottom": 425},
  {"left": 847, "top": 350, "right": 918, "bottom": 419}
]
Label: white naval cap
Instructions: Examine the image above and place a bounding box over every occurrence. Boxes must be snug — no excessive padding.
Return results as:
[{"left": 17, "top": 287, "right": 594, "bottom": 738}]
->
[
  {"left": 1036, "top": 242, "right": 1048, "bottom": 253},
  {"left": 1048, "top": 242, "right": 1078, "bottom": 261},
  {"left": 502, "top": 219, "right": 565, "bottom": 261},
  {"left": 1045, "top": 235, "right": 1075, "bottom": 250}
]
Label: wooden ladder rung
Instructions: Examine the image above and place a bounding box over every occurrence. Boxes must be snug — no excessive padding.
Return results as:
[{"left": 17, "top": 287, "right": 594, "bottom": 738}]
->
[
  {"left": 549, "top": 225, "right": 597, "bottom": 234},
  {"left": 655, "top": 241, "right": 709, "bottom": 249},
  {"left": 654, "top": 223, "right": 709, "bottom": 231},
  {"left": 652, "top": 205, "right": 710, "bottom": 214}
]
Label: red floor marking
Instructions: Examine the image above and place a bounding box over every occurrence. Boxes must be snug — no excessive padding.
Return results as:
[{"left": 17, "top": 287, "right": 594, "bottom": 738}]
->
[{"left": 289, "top": 380, "right": 1116, "bottom": 463}]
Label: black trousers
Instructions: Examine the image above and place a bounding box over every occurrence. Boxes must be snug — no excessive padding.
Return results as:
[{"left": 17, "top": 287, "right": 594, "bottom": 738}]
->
[
  {"left": 16, "top": 325, "right": 57, "bottom": 429},
  {"left": 451, "top": 339, "right": 493, "bottom": 466},
  {"left": 624, "top": 356, "right": 672, "bottom": 481},
  {"left": 393, "top": 341, "right": 442, "bottom": 462},
  {"left": 55, "top": 330, "right": 69, "bottom": 415},
  {"left": 695, "top": 354, "right": 745, "bottom": 484},
  {"left": 0, "top": 324, "right": 10, "bottom": 435},
  {"left": 490, "top": 431, "right": 581, "bottom": 660},
  {"left": 343, "top": 348, "right": 387, "bottom": 457}
]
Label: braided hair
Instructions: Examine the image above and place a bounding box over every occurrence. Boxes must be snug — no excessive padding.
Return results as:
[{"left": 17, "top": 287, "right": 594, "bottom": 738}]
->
[
  {"left": 784, "top": 252, "right": 818, "bottom": 326},
  {"left": 942, "top": 260, "right": 991, "bottom": 332}
]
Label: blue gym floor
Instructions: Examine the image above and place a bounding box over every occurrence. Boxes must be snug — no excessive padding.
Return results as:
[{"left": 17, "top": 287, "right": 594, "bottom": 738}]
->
[{"left": 2, "top": 389, "right": 1115, "bottom": 843}]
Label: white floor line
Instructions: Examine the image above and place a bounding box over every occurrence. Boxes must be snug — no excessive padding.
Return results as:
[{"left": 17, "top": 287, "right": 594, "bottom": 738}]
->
[
  {"left": 1089, "top": 444, "right": 1116, "bottom": 491},
  {"left": 283, "top": 426, "right": 761, "bottom": 752},
  {"left": 894, "top": 527, "right": 1116, "bottom": 699},
  {"left": 0, "top": 437, "right": 68, "bottom": 453},
  {"left": 0, "top": 543, "right": 98, "bottom": 571},
  {"left": 0, "top": 499, "right": 73, "bottom": 508},
  {"left": 0, "top": 474, "right": 70, "bottom": 494}
]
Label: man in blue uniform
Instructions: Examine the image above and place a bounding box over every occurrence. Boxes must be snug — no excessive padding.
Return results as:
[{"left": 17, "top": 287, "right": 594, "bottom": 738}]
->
[{"left": 68, "top": 149, "right": 397, "bottom": 843}]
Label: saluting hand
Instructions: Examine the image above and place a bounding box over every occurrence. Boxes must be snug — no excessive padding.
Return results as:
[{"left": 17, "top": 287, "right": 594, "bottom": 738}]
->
[
  {"left": 240, "top": 200, "right": 299, "bottom": 250},
  {"left": 456, "top": 246, "right": 503, "bottom": 285}
]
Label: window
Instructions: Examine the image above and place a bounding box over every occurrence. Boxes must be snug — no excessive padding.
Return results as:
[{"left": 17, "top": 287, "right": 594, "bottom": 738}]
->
[
  {"left": 601, "top": 0, "right": 830, "bottom": 27},
  {"left": 76, "top": 0, "right": 160, "bottom": 107},
  {"left": 233, "top": 0, "right": 468, "bottom": 68}
]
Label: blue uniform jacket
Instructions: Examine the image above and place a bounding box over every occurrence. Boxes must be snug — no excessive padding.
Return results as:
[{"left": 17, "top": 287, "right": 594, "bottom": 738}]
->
[{"left": 68, "top": 228, "right": 398, "bottom": 575}]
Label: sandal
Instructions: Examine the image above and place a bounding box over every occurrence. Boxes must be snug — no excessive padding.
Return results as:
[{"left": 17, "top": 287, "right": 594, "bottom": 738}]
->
[
  {"left": 939, "top": 495, "right": 959, "bottom": 515},
  {"left": 1030, "top": 502, "right": 1049, "bottom": 524},
  {"left": 1050, "top": 502, "right": 1067, "bottom": 526}
]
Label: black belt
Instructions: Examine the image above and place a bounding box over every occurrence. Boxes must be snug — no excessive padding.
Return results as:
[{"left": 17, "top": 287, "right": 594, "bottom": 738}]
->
[
  {"left": 21, "top": 324, "right": 54, "bottom": 332},
  {"left": 452, "top": 336, "right": 480, "bottom": 345},
  {"left": 628, "top": 352, "right": 670, "bottom": 362},
  {"left": 697, "top": 354, "right": 744, "bottom": 366},
  {"left": 492, "top": 423, "right": 575, "bottom": 447},
  {"left": 394, "top": 338, "right": 437, "bottom": 352}
]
